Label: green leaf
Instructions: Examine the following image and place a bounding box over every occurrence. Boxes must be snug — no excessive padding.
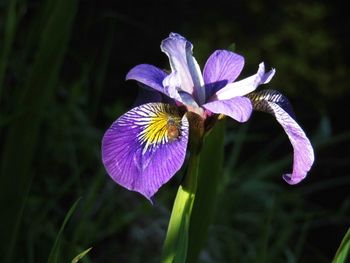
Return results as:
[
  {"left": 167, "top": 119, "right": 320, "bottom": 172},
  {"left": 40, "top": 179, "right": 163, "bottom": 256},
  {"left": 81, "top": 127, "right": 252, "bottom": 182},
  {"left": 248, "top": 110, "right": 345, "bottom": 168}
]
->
[
  {"left": 0, "top": 0, "right": 78, "bottom": 261},
  {"left": 161, "top": 154, "right": 199, "bottom": 263},
  {"left": 332, "top": 226, "right": 350, "bottom": 263},
  {"left": 161, "top": 119, "right": 226, "bottom": 263},
  {"left": 227, "top": 42, "right": 236, "bottom": 52},
  {"left": 187, "top": 119, "right": 226, "bottom": 263},
  {"left": 71, "top": 247, "right": 93, "bottom": 263},
  {"left": 0, "top": 0, "right": 18, "bottom": 100},
  {"left": 48, "top": 198, "right": 81, "bottom": 263}
]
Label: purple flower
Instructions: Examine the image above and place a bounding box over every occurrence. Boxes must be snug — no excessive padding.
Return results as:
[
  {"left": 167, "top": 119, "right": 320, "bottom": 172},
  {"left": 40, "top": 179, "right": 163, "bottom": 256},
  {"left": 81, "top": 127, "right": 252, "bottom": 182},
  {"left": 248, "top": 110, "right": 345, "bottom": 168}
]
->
[{"left": 102, "top": 33, "right": 314, "bottom": 200}]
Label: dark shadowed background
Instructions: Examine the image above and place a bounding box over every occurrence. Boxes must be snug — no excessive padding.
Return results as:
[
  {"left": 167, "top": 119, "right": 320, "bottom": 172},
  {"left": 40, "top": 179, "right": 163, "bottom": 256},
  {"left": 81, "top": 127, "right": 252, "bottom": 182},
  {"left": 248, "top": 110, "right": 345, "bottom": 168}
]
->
[{"left": 1, "top": 0, "right": 349, "bottom": 262}]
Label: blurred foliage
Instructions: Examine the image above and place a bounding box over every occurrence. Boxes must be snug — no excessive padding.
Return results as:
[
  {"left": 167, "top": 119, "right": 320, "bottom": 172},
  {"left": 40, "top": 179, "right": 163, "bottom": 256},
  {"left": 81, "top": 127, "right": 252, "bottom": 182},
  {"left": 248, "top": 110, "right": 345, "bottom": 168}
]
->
[{"left": 0, "top": 0, "right": 349, "bottom": 262}]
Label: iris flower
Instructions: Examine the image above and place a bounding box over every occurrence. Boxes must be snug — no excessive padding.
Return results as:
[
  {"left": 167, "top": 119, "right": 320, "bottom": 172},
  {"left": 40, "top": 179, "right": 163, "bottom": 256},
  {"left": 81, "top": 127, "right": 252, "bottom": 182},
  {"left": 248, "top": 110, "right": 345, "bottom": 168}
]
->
[{"left": 102, "top": 33, "right": 314, "bottom": 200}]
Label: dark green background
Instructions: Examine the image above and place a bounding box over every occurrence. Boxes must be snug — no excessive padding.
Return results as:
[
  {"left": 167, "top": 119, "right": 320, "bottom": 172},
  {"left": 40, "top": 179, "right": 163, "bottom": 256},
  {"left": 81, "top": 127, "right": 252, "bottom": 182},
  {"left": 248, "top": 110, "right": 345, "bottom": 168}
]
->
[{"left": 1, "top": 0, "right": 349, "bottom": 262}]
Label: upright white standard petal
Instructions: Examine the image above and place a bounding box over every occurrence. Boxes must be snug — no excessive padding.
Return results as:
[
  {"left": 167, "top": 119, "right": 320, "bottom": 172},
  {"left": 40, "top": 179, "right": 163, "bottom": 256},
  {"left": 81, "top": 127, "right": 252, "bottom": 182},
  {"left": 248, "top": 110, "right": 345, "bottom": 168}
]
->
[
  {"left": 213, "top": 62, "right": 276, "bottom": 101},
  {"left": 161, "top": 33, "right": 205, "bottom": 105}
]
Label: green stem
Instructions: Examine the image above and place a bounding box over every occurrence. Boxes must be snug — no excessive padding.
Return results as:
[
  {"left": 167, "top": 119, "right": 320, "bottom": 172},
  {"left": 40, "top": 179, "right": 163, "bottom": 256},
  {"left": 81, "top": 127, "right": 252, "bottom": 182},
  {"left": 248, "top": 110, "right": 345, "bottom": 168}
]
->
[
  {"left": 161, "top": 117, "right": 226, "bottom": 263},
  {"left": 182, "top": 150, "right": 200, "bottom": 193},
  {"left": 161, "top": 111, "right": 203, "bottom": 263},
  {"left": 161, "top": 151, "right": 200, "bottom": 263},
  {"left": 187, "top": 119, "right": 225, "bottom": 262}
]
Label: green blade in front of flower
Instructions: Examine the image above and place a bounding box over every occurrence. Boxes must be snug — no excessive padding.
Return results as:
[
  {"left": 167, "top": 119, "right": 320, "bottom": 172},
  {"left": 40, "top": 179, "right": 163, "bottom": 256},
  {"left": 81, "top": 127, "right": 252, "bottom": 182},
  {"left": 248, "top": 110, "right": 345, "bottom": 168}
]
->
[
  {"left": 332, "top": 226, "right": 350, "bottom": 263},
  {"left": 48, "top": 198, "right": 81, "bottom": 263},
  {"left": 161, "top": 186, "right": 191, "bottom": 263},
  {"left": 71, "top": 247, "right": 93, "bottom": 263},
  {"left": 187, "top": 119, "right": 226, "bottom": 263},
  {"left": 161, "top": 152, "right": 200, "bottom": 263}
]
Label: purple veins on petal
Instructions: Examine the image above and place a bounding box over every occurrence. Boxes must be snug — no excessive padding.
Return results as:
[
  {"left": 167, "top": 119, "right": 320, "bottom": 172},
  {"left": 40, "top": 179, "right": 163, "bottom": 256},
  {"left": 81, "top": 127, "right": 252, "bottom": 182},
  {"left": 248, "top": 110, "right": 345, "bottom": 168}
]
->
[
  {"left": 247, "top": 90, "right": 314, "bottom": 184},
  {"left": 126, "top": 64, "right": 168, "bottom": 95},
  {"left": 102, "top": 102, "right": 189, "bottom": 200},
  {"left": 203, "top": 50, "right": 245, "bottom": 97}
]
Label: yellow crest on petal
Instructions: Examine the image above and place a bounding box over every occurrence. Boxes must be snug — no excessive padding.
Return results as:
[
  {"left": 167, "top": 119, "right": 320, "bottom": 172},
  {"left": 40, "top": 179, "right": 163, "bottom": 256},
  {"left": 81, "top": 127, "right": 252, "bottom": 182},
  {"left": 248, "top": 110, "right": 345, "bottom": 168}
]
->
[{"left": 136, "top": 104, "right": 182, "bottom": 153}]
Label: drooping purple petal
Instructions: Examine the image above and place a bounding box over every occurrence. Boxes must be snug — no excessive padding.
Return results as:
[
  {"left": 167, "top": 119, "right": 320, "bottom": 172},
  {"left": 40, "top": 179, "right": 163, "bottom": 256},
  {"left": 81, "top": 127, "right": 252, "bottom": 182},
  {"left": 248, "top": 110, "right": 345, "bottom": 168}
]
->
[
  {"left": 161, "top": 33, "right": 205, "bottom": 104},
  {"left": 213, "top": 62, "right": 276, "bottom": 100},
  {"left": 203, "top": 50, "right": 245, "bottom": 97},
  {"left": 203, "top": 96, "right": 253, "bottom": 122},
  {"left": 102, "top": 103, "right": 189, "bottom": 200},
  {"left": 126, "top": 64, "right": 168, "bottom": 95},
  {"left": 247, "top": 90, "right": 314, "bottom": 184}
]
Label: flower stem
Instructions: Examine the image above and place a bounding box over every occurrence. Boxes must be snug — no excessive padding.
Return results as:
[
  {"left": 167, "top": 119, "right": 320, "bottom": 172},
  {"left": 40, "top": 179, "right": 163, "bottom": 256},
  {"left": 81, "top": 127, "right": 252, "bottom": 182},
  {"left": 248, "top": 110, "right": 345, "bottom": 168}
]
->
[
  {"left": 161, "top": 113, "right": 203, "bottom": 263},
  {"left": 161, "top": 117, "right": 226, "bottom": 263},
  {"left": 187, "top": 119, "right": 225, "bottom": 262},
  {"left": 161, "top": 148, "right": 200, "bottom": 263}
]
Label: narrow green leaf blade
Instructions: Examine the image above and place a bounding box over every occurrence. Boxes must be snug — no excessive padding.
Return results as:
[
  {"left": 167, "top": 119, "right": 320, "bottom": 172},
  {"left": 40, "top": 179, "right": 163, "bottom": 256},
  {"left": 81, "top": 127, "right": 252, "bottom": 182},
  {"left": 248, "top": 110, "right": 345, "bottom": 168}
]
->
[
  {"left": 161, "top": 154, "right": 200, "bottom": 263},
  {"left": 71, "top": 247, "right": 93, "bottom": 263},
  {"left": 0, "top": 0, "right": 78, "bottom": 261},
  {"left": 332, "top": 226, "right": 350, "bottom": 263},
  {"left": 187, "top": 119, "right": 226, "bottom": 263},
  {"left": 48, "top": 198, "right": 81, "bottom": 263},
  {"left": 161, "top": 186, "right": 191, "bottom": 263},
  {"left": 0, "top": 0, "right": 17, "bottom": 100}
]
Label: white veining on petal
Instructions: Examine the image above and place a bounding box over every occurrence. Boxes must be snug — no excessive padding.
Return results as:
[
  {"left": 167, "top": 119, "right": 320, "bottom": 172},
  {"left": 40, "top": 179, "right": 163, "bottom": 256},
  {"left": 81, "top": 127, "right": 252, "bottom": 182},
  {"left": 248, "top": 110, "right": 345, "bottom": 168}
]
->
[
  {"left": 186, "top": 43, "right": 205, "bottom": 104},
  {"left": 102, "top": 102, "right": 189, "bottom": 200},
  {"left": 128, "top": 104, "right": 184, "bottom": 155},
  {"left": 161, "top": 33, "right": 205, "bottom": 105},
  {"left": 213, "top": 63, "right": 276, "bottom": 101}
]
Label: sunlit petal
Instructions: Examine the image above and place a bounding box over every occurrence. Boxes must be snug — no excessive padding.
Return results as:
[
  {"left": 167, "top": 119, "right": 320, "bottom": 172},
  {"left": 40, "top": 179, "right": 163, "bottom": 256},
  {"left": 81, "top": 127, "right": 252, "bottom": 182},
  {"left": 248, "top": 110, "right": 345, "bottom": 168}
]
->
[
  {"left": 203, "top": 50, "right": 245, "bottom": 97},
  {"left": 248, "top": 90, "right": 314, "bottom": 184},
  {"left": 161, "top": 33, "right": 205, "bottom": 104},
  {"left": 214, "top": 62, "right": 276, "bottom": 100},
  {"left": 102, "top": 103, "right": 189, "bottom": 200}
]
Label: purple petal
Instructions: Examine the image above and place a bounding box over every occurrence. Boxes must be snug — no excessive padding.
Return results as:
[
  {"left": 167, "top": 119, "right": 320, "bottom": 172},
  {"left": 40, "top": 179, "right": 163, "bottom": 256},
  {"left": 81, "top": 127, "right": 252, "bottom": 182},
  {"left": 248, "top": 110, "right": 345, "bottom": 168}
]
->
[
  {"left": 126, "top": 64, "right": 167, "bottom": 95},
  {"left": 161, "top": 33, "right": 205, "bottom": 104},
  {"left": 162, "top": 71, "right": 184, "bottom": 102},
  {"left": 202, "top": 96, "right": 253, "bottom": 122},
  {"left": 214, "top": 62, "right": 276, "bottom": 100},
  {"left": 248, "top": 90, "right": 314, "bottom": 184},
  {"left": 102, "top": 103, "right": 189, "bottom": 200},
  {"left": 161, "top": 73, "right": 199, "bottom": 107},
  {"left": 203, "top": 50, "right": 245, "bottom": 97}
]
